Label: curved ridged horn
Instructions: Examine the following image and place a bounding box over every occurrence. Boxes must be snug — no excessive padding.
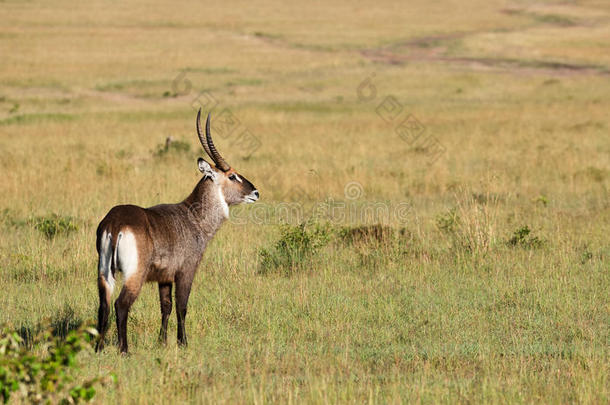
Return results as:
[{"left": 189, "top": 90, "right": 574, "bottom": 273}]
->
[
  {"left": 204, "top": 112, "right": 230, "bottom": 172},
  {"left": 196, "top": 109, "right": 213, "bottom": 161}
]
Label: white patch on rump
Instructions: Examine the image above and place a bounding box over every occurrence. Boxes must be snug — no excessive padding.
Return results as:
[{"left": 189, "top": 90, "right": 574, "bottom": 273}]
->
[
  {"left": 98, "top": 231, "right": 115, "bottom": 294},
  {"left": 217, "top": 187, "right": 229, "bottom": 218},
  {"left": 116, "top": 230, "right": 138, "bottom": 282}
]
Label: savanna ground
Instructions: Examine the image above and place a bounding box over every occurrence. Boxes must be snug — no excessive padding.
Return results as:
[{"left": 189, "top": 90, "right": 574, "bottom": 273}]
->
[{"left": 1, "top": 0, "right": 609, "bottom": 403}]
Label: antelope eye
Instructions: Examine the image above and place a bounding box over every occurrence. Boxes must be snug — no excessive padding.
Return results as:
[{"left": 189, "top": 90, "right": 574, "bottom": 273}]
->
[{"left": 228, "top": 174, "right": 237, "bottom": 181}]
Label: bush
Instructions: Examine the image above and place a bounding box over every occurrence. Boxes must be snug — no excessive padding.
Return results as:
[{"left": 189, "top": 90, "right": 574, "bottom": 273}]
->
[
  {"left": 258, "top": 222, "right": 331, "bottom": 275},
  {"left": 0, "top": 324, "right": 114, "bottom": 404},
  {"left": 507, "top": 225, "right": 544, "bottom": 249},
  {"left": 30, "top": 214, "right": 78, "bottom": 240},
  {"left": 435, "top": 208, "right": 460, "bottom": 234},
  {"left": 154, "top": 137, "right": 191, "bottom": 157}
]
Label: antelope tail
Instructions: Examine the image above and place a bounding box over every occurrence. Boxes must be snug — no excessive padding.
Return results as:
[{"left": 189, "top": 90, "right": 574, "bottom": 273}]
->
[{"left": 98, "top": 231, "right": 116, "bottom": 297}]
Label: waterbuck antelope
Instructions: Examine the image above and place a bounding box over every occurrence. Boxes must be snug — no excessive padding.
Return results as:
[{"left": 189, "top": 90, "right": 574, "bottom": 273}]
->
[{"left": 95, "top": 110, "right": 259, "bottom": 354}]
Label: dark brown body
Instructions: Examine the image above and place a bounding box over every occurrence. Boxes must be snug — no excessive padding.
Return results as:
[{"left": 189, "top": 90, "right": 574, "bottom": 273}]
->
[
  {"left": 95, "top": 178, "right": 231, "bottom": 353},
  {"left": 95, "top": 111, "right": 258, "bottom": 353}
]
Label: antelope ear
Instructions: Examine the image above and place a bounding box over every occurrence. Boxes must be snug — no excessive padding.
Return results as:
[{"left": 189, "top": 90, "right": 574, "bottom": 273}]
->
[{"left": 197, "top": 158, "right": 215, "bottom": 179}]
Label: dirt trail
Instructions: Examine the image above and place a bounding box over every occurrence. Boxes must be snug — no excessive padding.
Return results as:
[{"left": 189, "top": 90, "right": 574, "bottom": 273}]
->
[
  {"left": 359, "top": 6, "right": 610, "bottom": 76},
  {"left": 361, "top": 38, "right": 609, "bottom": 76}
]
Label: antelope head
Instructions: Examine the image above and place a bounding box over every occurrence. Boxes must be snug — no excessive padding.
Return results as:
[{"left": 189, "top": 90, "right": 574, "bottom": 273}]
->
[{"left": 196, "top": 109, "right": 259, "bottom": 206}]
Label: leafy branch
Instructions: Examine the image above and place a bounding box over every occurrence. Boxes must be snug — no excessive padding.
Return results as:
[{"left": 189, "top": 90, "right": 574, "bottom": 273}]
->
[{"left": 0, "top": 324, "right": 115, "bottom": 404}]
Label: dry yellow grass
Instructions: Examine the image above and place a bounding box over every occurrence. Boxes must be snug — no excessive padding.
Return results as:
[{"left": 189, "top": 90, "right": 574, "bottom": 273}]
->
[{"left": 0, "top": 0, "right": 609, "bottom": 403}]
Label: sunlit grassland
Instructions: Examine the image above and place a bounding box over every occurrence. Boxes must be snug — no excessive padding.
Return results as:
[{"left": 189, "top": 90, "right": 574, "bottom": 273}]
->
[{"left": 0, "top": 0, "right": 609, "bottom": 403}]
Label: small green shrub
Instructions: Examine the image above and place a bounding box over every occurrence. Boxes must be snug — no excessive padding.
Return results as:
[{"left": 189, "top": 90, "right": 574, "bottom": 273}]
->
[
  {"left": 30, "top": 214, "right": 78, "bottom": 239},
  {"left": 580, "top": 250, "right": 593, "bottom": 264},
  {"left": 259, "top": 222, "right": 331, "bottom": 275},
  {"left": 507, "top": 225, "right": 544, "bottom": 249},
  {"left": 435, "top": 208, "right": 460, "bottom": 233},
  {"left": 579, "top": 244, "right": 594, "bottom": 264},
  {"left": 0, "top": 324, "right": 114, "bottom": 404},
  {"left": 532, "top": 195, "right": 549, "bottom": 207},
  {"left": 154, "top": 137, "right": 191, "bottom": 157}
]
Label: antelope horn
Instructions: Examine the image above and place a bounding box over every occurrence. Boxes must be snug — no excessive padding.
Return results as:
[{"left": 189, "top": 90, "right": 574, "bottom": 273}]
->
[
  {"left": 205, "top": 112, "right": 230, "bottom": 171},
  {"left": 196, "top": 109, "right": 213, "bottom": 162}
]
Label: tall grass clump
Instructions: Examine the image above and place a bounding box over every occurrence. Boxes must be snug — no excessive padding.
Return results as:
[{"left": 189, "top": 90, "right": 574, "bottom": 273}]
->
[
  {"left": 436, "top": 192, "right": 500, "bottom": 257},
  {"left": 337, "top": 224, "right": 401, "bottom": 269},
  {"left": 337, "top": 224, "right": 395, "bottom": 246}
]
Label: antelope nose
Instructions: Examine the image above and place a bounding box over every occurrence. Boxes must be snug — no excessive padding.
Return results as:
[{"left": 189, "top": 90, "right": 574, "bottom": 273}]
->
[{"left": 254, "top": 190, "right": 259, "bottom": 199}]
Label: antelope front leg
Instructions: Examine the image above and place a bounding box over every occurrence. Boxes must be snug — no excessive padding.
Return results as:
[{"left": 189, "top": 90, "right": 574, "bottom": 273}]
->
[
  {"left": 158, "top": 282, "right": 172, "bottom": 344},
  {"left": 175, "top": 273, "right": 194, "bottom": 347}
]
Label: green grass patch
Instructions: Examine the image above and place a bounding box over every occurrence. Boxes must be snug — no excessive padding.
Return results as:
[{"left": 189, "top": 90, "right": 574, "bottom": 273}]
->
[
  {"left": 265, "top": 101, "right": 356, "bottom": 114},
  {"left": 532, "top": 13, "right": 578, "bottom": 27},
  {"left": 0, "top": 113, "right": 76, "bottom": 126},
  {"left": 180, "top": 67, "right": 237, "bottom": 74},
  {"left": 226, "top": 78, "right": 264, "bottom": 87},
  {"left": 95, "top": 79, "right": 168, "bottom": 93}
]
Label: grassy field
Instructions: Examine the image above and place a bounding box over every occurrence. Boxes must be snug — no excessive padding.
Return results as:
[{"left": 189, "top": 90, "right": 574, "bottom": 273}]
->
[{"left": 1, "top": 0, "right": 609, "bottom": 403}]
